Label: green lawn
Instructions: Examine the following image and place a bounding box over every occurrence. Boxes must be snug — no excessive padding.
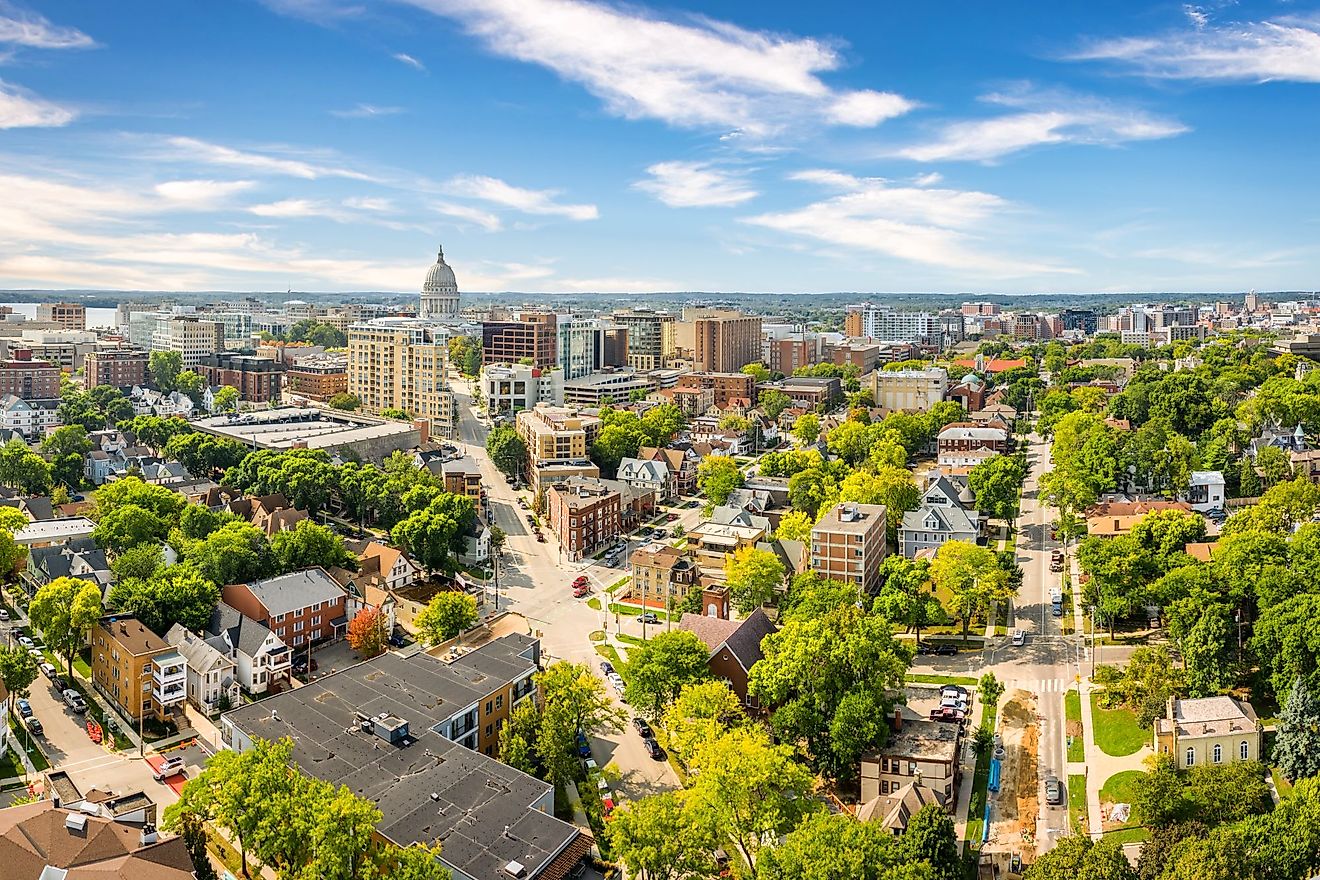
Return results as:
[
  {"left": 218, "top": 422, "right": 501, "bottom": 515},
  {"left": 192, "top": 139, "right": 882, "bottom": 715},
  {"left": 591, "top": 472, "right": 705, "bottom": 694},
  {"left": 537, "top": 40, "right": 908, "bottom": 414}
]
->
[
  {"left": 1090, "top": 693, "right": 1149, "bottom": 757},
  {"left": 1099, "top": 769, "right": 1144, "bottom": 806},
  {"left": 616, "top": 633, "right": 645, "bottom": 647},
  {"left": 586, "top": 597, "right": 602, "bottom": 611},
  {"left": 907, "top": 673, "right": 978, "bottom": 687},
  {"left": 964, "top": 703, "right": 999, "bottom": 846},
  {"left": 1103, "top": 826, "right": 1150, "bottom": 845},
  {"left": 606, "top": 577, "right": 631, "bottom": 594},
  {"left": 1068, "top": 773, "right": 1088, "bottom": 831},
  {"left": 1065, "top": 689, "right": 1085, "bottom": 762},
  {"left": 608, "top": 602, "right": 677, "bottom": 621},
  {"left": 593, "top": 644, "right": 625, "bottom": 677}
]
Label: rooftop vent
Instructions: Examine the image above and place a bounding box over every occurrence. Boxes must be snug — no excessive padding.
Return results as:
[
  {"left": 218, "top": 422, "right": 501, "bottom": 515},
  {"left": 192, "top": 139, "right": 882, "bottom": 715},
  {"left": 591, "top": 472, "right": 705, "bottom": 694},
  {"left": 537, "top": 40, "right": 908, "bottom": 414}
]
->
[
  {"left": 503, "top": 861, "right": 527, "bottom": 878},
  {"left": 140, "top": 825, "right": 158, "bottom": 846},
  {"left": 65, "top": 812, "right": 88, "bottom": 833},
  {"left": 374, "top": 714, "right": 410, "bottom": 745},
  {"left": 839, "top": 504, "right": 860, "bottom": 522}
]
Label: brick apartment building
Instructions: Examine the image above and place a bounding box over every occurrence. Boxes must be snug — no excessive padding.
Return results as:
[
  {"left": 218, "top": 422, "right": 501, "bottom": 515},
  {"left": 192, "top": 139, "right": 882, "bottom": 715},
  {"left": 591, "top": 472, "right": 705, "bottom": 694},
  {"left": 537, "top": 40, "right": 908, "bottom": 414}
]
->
[
  {"left": 221, "top": 567, "right": 348, "bottom": 649},
  {"left": 811, "top": 502, "right": 888, "bottom": 594},
  {"left": 0, "top": 350, "right": 61, "bottom": 399},
  {"left": 285, "top": 353, "right": 348, "bottom": 401},
  {"left": 197, "top": 353, "right": 286, "bottom": 403},
  {"left": 90, "top": 613, "right": 188, "bottom": 723},
  {"left": 546, "top": 476, "right": 621, "bottom": 561},
  {"left": 766, "top": 335, "right": 823, "bottom": 376},
  {"left": 84, "top": 346, "right": 148, "bottom": 390},
  {"left": 482, "top": 311, "right": 558, "bottom": 369},
  {"left": 692, "top": 311, "right": 762, "bottom": 373},
  {"left": 675, "top": 371, "right": 757, "bottom": 408}
]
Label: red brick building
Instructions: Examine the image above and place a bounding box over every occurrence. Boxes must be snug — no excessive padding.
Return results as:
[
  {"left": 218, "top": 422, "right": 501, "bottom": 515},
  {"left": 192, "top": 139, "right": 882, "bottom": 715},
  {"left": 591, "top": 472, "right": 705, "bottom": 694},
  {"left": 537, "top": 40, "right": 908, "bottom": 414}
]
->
[
  {"left": 84, "top": 346, "right": 148, "bottom": 390},
  {"left": 675, "top": 371, "right": 756, "bottom": 408},
  {"left": 678, "top": 609, "right": 776, "bottom": 708},
  {"left": 0, "top": 350, "right": 60, "bottom": 399},
  {"left": 221, "top": 567, "right": 348, "bottom": 649},
  {"left": 197, "top": 353, "right": 286, "bottom": 403},
  {"left": 285, "top": 353, "right": 348, "bottom": 401},
  {"left": 546, "top": 476, "right": 622, "bottom": 561}
]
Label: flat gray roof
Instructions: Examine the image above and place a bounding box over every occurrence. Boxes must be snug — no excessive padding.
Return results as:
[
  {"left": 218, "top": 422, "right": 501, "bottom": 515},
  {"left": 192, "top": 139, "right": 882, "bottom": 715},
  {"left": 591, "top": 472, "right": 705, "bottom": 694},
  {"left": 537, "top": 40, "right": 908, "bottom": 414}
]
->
[{"left": 191, "top": 407, "right": 416, "bottom": 451}]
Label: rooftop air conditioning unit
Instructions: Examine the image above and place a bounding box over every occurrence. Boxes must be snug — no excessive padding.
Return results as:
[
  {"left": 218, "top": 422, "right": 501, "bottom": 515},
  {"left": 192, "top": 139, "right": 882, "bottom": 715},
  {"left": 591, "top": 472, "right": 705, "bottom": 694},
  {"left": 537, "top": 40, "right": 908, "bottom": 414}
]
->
[
  {"left": 65, "top": 812, "right": 88, "bottom": 832},
  {"left": 503, "top": 861, "right": 527, "bottom": 878}
]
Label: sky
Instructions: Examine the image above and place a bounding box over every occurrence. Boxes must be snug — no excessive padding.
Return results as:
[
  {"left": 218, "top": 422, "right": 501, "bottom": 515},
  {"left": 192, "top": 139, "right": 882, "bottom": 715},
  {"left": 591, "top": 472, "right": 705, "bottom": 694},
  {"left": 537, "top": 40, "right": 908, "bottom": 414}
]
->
[{"left": 0, "top": 1, "right": 1318, "bottom": 295}]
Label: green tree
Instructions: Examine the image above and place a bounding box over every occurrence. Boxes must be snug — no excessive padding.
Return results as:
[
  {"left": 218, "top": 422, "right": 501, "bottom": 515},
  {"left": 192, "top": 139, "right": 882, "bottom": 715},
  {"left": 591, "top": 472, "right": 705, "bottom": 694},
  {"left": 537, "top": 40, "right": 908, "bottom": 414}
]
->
[
  {"left": 211, "top": 385, "right": 240, "bottom": 413},
  {"left": 793, "top": 412, "right": 821, "bottom": 445},
  {"left": 42, "top": 424, "right": 92, "bottom": 488},
  {"left": 187, "top": 521, "right": 277, "bottom": 586},
  {"left": 623, "top": 630, "right": 711, "bottom": 717},
  {"left": 1025, "top": 834, "right": 1138, "bottom": 880},
  {"left": 684, "top": 727, "right": 817, "bottom": 872},
  {"left": 978, "top": 671, "right": 1005, "bottom": 710},
  {"left": 759, "top": 389, "right": 791, "bottom": 420},
  {"left": 329, "top": 392, "right": 361, "bottom": 411},
  {"left": 775, "top": 509, "right": 814, "bottom": 543},
  {"left": 119, "top": 414, "right": 191, "bottom": 451},
  {"left": 391, "top": 499, "right": 474, "bottom": 575},
  {"left": 149, "top": 350, "right": 183, "bottom": 391},
  {"left": 0, "top": 644, "right": 38, "bottom": 715},
  {"left": 968, "top": 453, "right": 1026, "bottom": 523},
  {"left": 498, "top": 699, "right": 539, "bottom": 776},
  {"left": 29, "top": 576, "right": 102, "bottom": 678},
  {"left": 106, "top": 563, "right": 220, "bottom": 634},
  {"left": 175, "top": 369, "right": 205, "bottom": 402},
  {"left": 608, "top": 791, "right": 718, "bottom": 880},
  {"left": 93, "top": 475, "right": 187, "bottom": 520},
  {"left": 741, "top": 363, "right": 771, "bottom": 383},
  {"left": 414, "top": 591, "right": 478, "bottom": 644},
  {"left": 1275, "top": 676, "right": 1320, "bottom": 782},
  {"left": 901, "top": 804, "right": 961, "bottom": 880},
  {"left": 110, "top": 542, "right": 164, "bottom": 582},
  {"left": 93, "top": 503, "right": 168, "bottom": 553},
  {"left": 535, "top": 661, "right": 626, "bottom": 789},
  {"left": 0, "top": 438, "right": 51, "bottom": 494},
  {"left": 486, "top": 425, "right": 527, "bottom": 477},
  {"left": 165, "top": 432, "right": 248, "bottom": 477},
  {"left": 930, "top": 540, "right": 1012, "bottom": 640},
  {"left": 696, "top": 456, "right": 743, "bottom": 505},
  {"left": 1094, "top": 647, "right": 1184, "bottom": 729},
  {"left": 174, "top": 809, "right": 221, "bottom": 880},
  {"left": 756, "top": 811, "right": 927, "bottom": 880},
  {"left": 663, "top": 680, "right": 745, "bottom": 766},
  {"left": 271, "top": 519, "right": 355, "bottom": 573},
  {"left": 723, "top": 546, "right": 784, "bottom": 613}
]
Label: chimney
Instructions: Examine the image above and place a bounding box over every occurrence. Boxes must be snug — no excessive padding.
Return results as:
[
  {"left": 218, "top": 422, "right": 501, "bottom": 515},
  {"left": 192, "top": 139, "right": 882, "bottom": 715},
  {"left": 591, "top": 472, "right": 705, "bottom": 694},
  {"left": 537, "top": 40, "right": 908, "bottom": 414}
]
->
[
  {"left": 140, "top": 825, "right": 159, "bottom": 846},
  {"left": 893, "top": 707, "right": 903, "bottom": 731}
]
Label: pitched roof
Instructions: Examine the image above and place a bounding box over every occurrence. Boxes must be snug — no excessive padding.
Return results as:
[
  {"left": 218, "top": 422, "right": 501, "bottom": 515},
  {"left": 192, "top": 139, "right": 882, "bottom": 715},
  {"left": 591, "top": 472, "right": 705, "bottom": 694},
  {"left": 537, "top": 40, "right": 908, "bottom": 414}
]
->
[
  {"left": 236, "top": 568, "right": 345, "bottom": 618},
  {"left": 205, "top": 601, "right": 280, "bottom": 657},
  {"left": 0, "top": 801, "right": 194, "bottom": 880},
  {"left": 901, "top": 502, "right": 978, "bottom": 536},
  {"left": 165, "top": 623, "right": 234, "bottom": 673},
  {"left": 360, "top": 542, "right": 407, "bottom": 577},
  {"left": 679, "top": 608, "right": 776, "bottom": 672}
]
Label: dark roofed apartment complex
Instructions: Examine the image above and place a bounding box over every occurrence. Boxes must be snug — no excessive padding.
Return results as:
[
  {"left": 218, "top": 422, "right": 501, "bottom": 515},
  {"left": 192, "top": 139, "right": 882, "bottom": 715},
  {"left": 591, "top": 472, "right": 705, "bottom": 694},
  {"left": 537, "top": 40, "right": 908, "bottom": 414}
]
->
[{"left": 221, "top": 633, "right": 587, "bottom": 880}]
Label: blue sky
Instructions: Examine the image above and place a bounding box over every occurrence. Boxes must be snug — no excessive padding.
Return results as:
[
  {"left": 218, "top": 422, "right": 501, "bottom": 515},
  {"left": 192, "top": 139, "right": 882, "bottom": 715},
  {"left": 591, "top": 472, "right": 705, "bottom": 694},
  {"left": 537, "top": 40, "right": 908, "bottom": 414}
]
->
[{"left": 0, "top": 0, "right": 1318, "bottom": 294}]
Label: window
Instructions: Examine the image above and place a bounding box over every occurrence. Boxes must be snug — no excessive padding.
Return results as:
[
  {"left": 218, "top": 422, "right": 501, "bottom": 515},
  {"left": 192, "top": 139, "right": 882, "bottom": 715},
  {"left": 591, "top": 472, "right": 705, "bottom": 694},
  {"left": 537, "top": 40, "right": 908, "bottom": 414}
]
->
[
  {"left": 1241, "top": 740, "right": 1250, "bottom": 760},
  {"left": 496, "top": 695, "right": 503, "bottom": 710},
  {"left": 485, "top": 700, "right": 493, "bottom": 716},
  {"left": 1185, "top": 747, "right": 1195, "bottom": 767},
  {"left": 485, "top": 724, "right": 493, "bottom": 737},
  {"left": 311, "top": 615, "right": 321, "bottom": 627},
  {"left": 1213, "top": 744, "right": 1223, "bottom": 764}
]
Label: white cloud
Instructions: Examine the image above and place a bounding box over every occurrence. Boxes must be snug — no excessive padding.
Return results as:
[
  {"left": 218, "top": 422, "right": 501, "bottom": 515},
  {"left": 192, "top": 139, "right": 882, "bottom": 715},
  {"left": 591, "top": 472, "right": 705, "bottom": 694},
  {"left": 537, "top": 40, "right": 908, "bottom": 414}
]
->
[
  {"left": 344, "top": 196, "right": 393, "bottom": 212},
  {"left": 554, "top": 275, "right": 677, "bottom": 292},
  {"left": 248, "top": 198, "right": 342, "bottom": 219},
  {"left": 393, "top": 51, "right": 426, "bottom": 71},
  {"left": 745, "top": 170, "right": 1072, "bottom": 277},
  {"left": 913, "top": 172, "right": 943, "bottom": 186},
  {"left": 162, "top": 136, "right": 376, "bottom": 181},
  {"left": 398, "top": 0, "right": 911, "bottom": 135},
  {"left": 0, "top": 80, "right": 75, "bottom": 128},
  {"left": 0, "top": 4, "right": 95, "bottom": 49},
  {"left": 330, "top": 103, "right": 405, "bottom": 118},
  {"left": 1072, "top": 13, "right": 1320, "bottom": 82},
  {"left": 633, "top": 161, "right": 757, "bottom": 208},
  {"left": 434, "top": 201, "right": 502, "bottom": 231},
  {"left": 154, "top": 179, "right": 255, "bottom": 208},
  {"left": 894, "top": 89, "right": 1187, "bottom": 163},
  {"left": 446, "top": 173, "right": 598, "bottom": 220}
]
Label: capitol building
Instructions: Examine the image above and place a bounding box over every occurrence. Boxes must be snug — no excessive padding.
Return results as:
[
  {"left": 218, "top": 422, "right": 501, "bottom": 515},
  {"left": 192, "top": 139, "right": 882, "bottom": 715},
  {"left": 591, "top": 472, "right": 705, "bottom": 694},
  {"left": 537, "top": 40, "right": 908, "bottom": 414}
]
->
[{"left": 419, "top": 245, "right": 460, "bottom": 319}]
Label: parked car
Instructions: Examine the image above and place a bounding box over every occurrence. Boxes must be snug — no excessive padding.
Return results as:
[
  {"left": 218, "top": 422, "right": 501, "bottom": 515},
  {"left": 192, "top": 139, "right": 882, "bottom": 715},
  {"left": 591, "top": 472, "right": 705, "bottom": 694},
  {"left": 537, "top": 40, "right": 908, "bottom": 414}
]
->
[
  {"left": 632, "top": 717, "right": 653, "bottom": 738},
  {"left": 929, "top": 706, "right": 966, "bottom": 724},
  {"left": 27, "top": 648, "right": 42, "bottom": 662},
  {"left": 388, "top": 633, "right": 406, "bottom": 648},
  {"left": 1045, "top": 775, "right": 1065, "bottom": 805},
  {"left": 62, "top": 689, "right": 86, "bottom": 713},
  {"left": 525, "top": 514, "right": 537, "bottom": 524},
  {"left": 601, "top": 795, "right": 616, "bottom": 817},
  {"left": 636, "top": 612, "right": 660, "bottom": 625},
  {"left": 1051, "top": 602, "right": 1064, "bottom": 618},
  {"left": 933, "top": 644, "right": 957, "bottom": 656},
  {"left": 1049, "top": 561, "right": 1064, "bottom": 572},
  {"left": 651, "top": 528, "right": 667, "bottom": 539},
  {"left": 573, "top": 585, "right": 590, "bottom": 598},
  {"left": 38, "top": 662, "right": 56, "bottom": 680},
  {"left": 665, "top": 513, "right": 678, "bottom": 522},
  {"left": 49, "top": 675, "right": 66, "bottom": 694},
  {"left": 643, "top": 738, "right": 665, "bottom": 761},
  {"left": 941, "top": 685, "right": 970, "bottom": 701},
  {"left": 600, "top": 660, "right": 615, "bottom": 676},
  {"left": 572, "top": 575, "right": 589, "bottom": 587},
  {"left": 22, "top": 715, "right": 42, "bottom": 736},
  {"left": 153, "top": 755, "right": 186, "bottom": 782},
  {"left": 1012, "top": 629, "right": 1026, "bottom": 647},
  {"left": 292, "top": 657, "right": 319, "bottom": 674},
  {"left": 0, "top": 608, "right": 9, "bottom": 621},
  {"left": 16, "top": 699, "right": 31, "bottom": 718},
  {"left": 576, "top": 731, "right": 591, "bottom": 758},
  {"left": 17, "top": 636, "right": 33, "bottom": 649},
  {"left": 610, "top": 677, "right": 627, "bottom": 698}
]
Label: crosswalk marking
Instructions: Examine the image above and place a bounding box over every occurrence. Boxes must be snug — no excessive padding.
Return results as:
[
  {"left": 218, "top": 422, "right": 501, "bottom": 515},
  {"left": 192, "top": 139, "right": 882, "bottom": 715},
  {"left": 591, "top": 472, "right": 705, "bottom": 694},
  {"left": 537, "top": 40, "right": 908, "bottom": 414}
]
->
[{"left": 1007, "top": 678, "right": 1072, "bottom": 695}]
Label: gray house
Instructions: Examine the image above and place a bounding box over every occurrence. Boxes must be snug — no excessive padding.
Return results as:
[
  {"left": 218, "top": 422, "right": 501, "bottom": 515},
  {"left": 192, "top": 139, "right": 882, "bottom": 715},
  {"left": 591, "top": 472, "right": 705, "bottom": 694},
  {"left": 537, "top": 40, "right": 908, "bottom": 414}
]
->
[{"left": 899, "top": 474, "right": 981, "bottom": 559}]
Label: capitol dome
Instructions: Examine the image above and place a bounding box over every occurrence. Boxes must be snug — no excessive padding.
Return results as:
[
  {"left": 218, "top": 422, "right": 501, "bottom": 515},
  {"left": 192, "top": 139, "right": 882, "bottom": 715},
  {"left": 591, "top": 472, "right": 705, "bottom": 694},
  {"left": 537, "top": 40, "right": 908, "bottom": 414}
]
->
[{"left": 419, "top": 245, "right": 460, "bottom": 319}]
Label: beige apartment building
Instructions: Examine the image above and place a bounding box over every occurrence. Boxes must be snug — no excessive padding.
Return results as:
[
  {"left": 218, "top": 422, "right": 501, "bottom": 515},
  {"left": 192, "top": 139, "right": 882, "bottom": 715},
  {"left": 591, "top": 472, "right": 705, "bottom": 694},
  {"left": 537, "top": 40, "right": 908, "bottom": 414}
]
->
[
  {"left": 690, "top": 309, "right": 762, "bottom": 373},
  {"left": 870, "top": 367, "right": 948, "bottom": 413},
  {"left": 151, "top": 317, "right": 225, "bottom": 366},
  {"left": 515, "top": 404, "right": 602, "bottom": 494},
  {"left": 611, "top": 309, "right": 677, "bottom": 371},
  {"left": 347, "top": 318, "right": 455, "bottom": 438},
  {"left": 811, "top": 502, "right": 888, "bottom": 594},
  {"left": 36, "top": 302, "right": 86, "bottom": 331}
]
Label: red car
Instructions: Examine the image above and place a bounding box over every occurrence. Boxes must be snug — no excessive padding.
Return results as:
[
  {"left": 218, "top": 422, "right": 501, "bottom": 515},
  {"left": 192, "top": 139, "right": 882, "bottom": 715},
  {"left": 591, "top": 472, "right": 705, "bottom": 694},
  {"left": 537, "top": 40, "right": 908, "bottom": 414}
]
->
[
  {"left": 572, "top": 575, "right": 589, "bottom": 586},
  {"left": 573, "top": 585, "right": 590, "bottom": 598}
]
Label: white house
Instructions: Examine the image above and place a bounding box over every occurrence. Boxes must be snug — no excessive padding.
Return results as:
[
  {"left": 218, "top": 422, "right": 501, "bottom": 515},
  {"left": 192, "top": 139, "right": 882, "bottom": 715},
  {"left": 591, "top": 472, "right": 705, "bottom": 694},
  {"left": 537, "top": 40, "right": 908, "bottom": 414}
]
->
[
  {"left": 1186, "top": 471, "right": 1226, "bottom": 513},
  {"left": 0, "top": 395, "right": 60, "bottom": 441},
  {"left": 203, "top": 602, "right": 291, "bottom": 695},
  {"left": 165, "top": 624, "right": 240, "bottom": 715},
  {"left": 617, "top": 457, "right": 672, "bottom": 500}
]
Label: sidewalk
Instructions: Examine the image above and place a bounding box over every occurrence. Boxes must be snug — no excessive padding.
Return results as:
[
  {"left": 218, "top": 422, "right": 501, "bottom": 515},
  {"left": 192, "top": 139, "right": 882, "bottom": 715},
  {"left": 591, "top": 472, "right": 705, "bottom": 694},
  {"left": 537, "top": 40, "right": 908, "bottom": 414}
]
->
[{"left": 1078, "top": 678, "right": 1104, "bottom": 839}]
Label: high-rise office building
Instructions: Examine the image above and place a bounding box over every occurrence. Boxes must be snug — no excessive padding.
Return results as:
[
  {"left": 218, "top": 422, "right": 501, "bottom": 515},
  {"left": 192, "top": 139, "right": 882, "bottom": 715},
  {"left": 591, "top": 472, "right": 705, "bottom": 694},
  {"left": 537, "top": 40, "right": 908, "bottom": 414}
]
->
[
  {"left": 691, "top": 310, "right": 762, "bottom": 373},
  {"left": 348, "top": 318, "right": 454, "bottom": 438},
  {"left": 151, "top": 317, "right": 226, "bottom": 366},
  {"left": 611, "top": 309, "right": 676, "bottom": 371},
  {"left": 557, "top": 317, "right": 598, "bottom": 380},
  {"left": 482, "top": 311, "right": 558, "bottom": 369}
]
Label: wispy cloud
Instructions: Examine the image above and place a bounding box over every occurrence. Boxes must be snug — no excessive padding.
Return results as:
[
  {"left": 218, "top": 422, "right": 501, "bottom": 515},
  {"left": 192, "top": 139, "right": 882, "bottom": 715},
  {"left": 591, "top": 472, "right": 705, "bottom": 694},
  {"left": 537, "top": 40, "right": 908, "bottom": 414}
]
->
[
  {"left": 393, "top": 51, "right": 426, "bottom": 72},
  {"left": 1072, "top": 13, "right": 1320, "bottom": 82},
  {"left": 397, "top": 0, "right": 912, "bottom": 136},
  {"left": 0, "top": 80, "right": 76, "bottom": 128},
  {"left": 633, "top": 161, "right": 757, "bottom": 208},
  {"left": 743, "top": 169, "right": 1071, "bottom": 277},
  {"left": 434, "top": 201, "right": 503, "bottom": 232},
  {"left": 893, "top": 87, "right": 1187, "bottom": 163},
  {"left": 154, "top": 179, "right": 255, "bottom": 208},
  {"left": 329, "top": 103, "right": 404, "bottom": 118},
  {"left": 162, "top": 136, "right": 377, "bottom": 181},
  {"left": 446, "top": 173, "right": 598, "bottom": 220},
  {"left": 0, "top": 3, "right": 95, "bottom": 49}
]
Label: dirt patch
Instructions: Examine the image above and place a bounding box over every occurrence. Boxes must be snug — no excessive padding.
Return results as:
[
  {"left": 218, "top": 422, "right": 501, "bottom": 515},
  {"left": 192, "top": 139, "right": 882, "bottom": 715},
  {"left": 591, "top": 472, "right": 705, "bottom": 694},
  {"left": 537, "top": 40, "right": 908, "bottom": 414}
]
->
[
  {"left": 990, "top": 689, "right": 1039, "bottom": 848},
  {"left": 1065, "top": 719, "right": 1083, "bottom": 739}
]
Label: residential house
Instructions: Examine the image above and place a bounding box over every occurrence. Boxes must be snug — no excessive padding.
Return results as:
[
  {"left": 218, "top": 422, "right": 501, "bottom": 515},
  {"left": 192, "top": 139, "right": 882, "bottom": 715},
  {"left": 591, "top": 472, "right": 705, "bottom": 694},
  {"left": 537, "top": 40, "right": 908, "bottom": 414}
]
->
[
  {"left": 677, "top": 609, "right": 776, "bottom": 708},
  {"left": 628, "top": 542, "right": 699, "bottom": 607},
  {"left": 899, "top": 475, "right": 981, "bottom": 559},
  {"left": 858, "top": 779, "right": 946, "bottom": 835},
  {"left": 1185, "top": 471, "right": 1227, "bottom": 512},
  {"left": 203, "top": 602, "right": 291, "bottom": 695},
  {"left": 616, "top": 457, "right": 672, "bottom": 501},
  {"left": 130, "top": 386, "right": 195, "bottom": 418},
  {"left": 440, "top": 456, "right": 484, "bottom": 501},
  {"left": 638, "top": 444, "right": 699, "bottom": 496},
  {"left": 224, "top": 493, "right": 309, "bottom": 537},
  {"left": 221, "top": 567, "right": 349, "bottom": 649},
  {"left": 355, "top": 541, "right": 421, "bottom": 591},
  {"left": 1154, "top": 696, "right": 1261, "bottom": 769},
  {"left": 0, "top": 395, "right": 60, "bottom": 440},
  {"left": 860, "top": 709, "right": 961, "bottom": 805},
  {"left": 686, "top": 519, "right": 766, "bottom": 574},
  {"left": 23, "top": 538, "right": 112, "bottom": 598},
  {"left": 1249, "top": 421, "right": 1307, "bottom": 459},
  {"left": 90, "top": 614, "right": 188, "bottom": 724},
  {"left": 1084, "top": 500, "right": 1194, "bottom": 537},
  {"left": 13, "top": 516, "right": 96, "bottom": 547},
  {"left": 0, "top": 800, "right": 196, "bottom": 880},
  {"left": 165, "top": 624, "right": 240, "bottom": 715},
  {"left": 0, "top": 495, "right": 55, "bottom": 522},
  {"left": 936, "top": 423, "right": 1008, "bottom": 468}
]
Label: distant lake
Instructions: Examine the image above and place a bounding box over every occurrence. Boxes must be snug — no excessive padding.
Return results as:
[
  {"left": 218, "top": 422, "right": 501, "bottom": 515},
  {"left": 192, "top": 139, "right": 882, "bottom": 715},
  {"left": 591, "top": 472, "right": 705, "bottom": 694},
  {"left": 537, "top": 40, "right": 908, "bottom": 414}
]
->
[{"left": 0, "top": 302, "right": 119, "bottom": 330}]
